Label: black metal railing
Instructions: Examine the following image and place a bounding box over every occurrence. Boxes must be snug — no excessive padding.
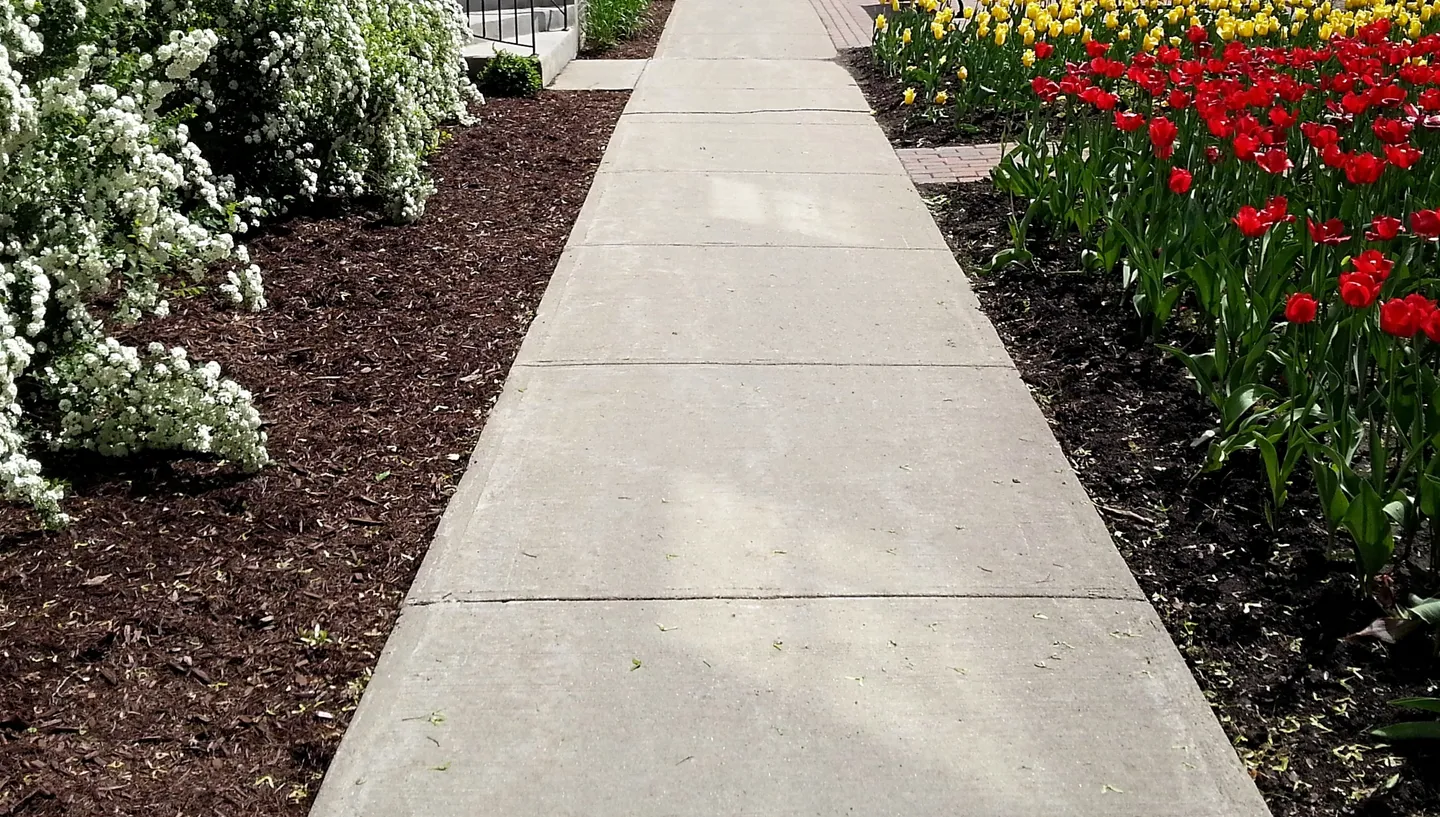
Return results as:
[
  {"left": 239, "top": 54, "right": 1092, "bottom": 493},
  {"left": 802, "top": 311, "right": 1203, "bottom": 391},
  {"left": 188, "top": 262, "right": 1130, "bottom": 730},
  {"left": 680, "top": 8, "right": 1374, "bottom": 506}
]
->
[{"left": 463, "top": 0, "right": 570, "bottom": 54}]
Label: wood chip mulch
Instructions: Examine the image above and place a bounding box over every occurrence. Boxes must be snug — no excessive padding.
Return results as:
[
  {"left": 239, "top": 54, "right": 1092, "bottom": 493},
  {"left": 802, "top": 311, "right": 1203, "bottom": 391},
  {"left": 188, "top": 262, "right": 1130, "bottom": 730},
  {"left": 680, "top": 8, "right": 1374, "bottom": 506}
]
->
[{"left": 0, "top": 90, "right": 629, "bottom": 817}]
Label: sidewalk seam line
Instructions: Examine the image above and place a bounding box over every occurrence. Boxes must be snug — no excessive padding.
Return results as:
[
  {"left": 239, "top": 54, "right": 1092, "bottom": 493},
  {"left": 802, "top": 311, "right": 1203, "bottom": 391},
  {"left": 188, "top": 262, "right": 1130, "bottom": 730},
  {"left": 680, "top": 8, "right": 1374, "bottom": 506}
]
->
[
  {"left": 514, "top": 360, "right": 1014, "bottom": 369},
  {"left": 404, "top": 591, "right": 1147, "bottom": 607}
]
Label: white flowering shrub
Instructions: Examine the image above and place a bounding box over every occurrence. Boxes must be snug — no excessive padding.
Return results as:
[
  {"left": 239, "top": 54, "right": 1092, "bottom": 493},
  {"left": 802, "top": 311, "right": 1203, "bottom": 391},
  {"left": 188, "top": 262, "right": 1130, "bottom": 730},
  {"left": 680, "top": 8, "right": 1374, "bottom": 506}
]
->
[{"left": 1, "top": 0, "right": 476, "bottom": 525}]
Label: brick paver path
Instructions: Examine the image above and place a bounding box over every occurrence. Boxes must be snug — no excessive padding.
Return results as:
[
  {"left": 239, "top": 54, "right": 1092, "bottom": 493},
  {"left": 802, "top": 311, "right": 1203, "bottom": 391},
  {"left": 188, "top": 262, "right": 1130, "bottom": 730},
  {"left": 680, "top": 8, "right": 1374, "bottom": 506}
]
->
[
  {"left": 897, "top": 143, "right": 1005, "bottom": 184},
  {"left": 807, "top": 0, "right": 874, "bottom": 48}
]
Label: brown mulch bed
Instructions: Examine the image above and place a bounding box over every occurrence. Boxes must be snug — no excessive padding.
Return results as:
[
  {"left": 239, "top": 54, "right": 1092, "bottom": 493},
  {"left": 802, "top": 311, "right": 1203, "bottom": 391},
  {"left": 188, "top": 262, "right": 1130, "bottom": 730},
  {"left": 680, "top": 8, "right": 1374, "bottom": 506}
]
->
[
  {"left": 922, "top": 180, "right": 1440, "bottom": 817},
  {"left": 578, "top": 0, "right": 675, "bottom": 59},
  {"left": 838, "top": 47, "right": 1028, "bottom": 147},
  {"left": 0, "top": 90, "right": 628, "bottom": 817}
]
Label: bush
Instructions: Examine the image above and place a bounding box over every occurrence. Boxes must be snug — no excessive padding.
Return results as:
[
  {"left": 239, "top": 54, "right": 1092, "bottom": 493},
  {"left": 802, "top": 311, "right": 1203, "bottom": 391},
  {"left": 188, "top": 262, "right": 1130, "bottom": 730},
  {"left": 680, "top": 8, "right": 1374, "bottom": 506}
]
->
[
  {"left": 478, "top": 51, "right": 543, "bottom": 98},
  {"left": 583, "top": 0, "right": 650, "bottom": 51},
  {"left": 1, "top": 0, "right": 477, "bottom": 525}
]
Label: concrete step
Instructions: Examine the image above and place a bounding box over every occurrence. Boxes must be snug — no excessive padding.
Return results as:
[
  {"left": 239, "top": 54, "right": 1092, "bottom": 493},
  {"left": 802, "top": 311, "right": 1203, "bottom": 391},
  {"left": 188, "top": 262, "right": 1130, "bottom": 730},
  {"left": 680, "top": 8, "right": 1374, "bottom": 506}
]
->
[{"left": 467, "top": 6, "right": 573, "bottom": 39}]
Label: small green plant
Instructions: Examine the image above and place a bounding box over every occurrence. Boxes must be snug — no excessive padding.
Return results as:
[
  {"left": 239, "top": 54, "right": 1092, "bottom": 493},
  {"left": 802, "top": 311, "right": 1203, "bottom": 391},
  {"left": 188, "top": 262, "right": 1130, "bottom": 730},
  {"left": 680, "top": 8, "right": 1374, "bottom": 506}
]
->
[
  {"left": 478, "top": 51, "right": 542, "bottom": 98},
  {"left": 1373, "top": 697, "right": 1440, "bottom": 741},
  {"left": 583, "top": 0, "right": 649, "bottom": 51}
]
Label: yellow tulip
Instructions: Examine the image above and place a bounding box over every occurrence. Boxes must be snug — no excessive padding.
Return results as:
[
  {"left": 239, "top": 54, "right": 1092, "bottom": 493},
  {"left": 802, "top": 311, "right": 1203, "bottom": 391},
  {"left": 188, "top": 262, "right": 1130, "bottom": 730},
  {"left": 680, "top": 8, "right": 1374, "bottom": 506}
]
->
[
  {"left": 1048, "top": 20, "right": 1062, "bottom": 35},
  {"left": 957, "top": 65, "right": 970, "bottom": 80},
  {"left": 902, "top": 27, "right": 912, "bottom": 43},
  {"left": 1118, "top": 23, "right": 1132, "bottom": 37},
  {"left": 903, "top": 87, "right": 917, "bottom": 105},
  {"left": 932, "top": 19, "right": 946, "bottom": 38},
  {"left": 875, "top": 13, "right": 888, "bottom": 31},
  {"left": 1022, "top": 48, "right": 1037, "bottom": 66},
  {"left": 934, "top": 89, "right": 949, "bottom": 104}
]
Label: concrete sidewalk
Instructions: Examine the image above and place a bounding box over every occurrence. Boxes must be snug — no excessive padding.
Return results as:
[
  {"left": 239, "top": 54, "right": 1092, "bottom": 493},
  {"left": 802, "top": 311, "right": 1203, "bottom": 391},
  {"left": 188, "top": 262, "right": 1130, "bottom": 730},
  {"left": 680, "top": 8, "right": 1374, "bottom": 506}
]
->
[{"left": 310, "top": 1, "right": 1271, "bottom": 815}]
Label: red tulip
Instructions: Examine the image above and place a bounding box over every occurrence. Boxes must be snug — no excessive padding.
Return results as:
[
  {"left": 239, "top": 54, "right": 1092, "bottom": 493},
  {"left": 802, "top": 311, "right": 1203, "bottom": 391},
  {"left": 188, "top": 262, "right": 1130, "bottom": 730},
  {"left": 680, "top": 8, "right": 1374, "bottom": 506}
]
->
[
  {"left": 1384, "top": 144, "right": 1422, "bottom": 170},
  {"left": 1284, "top": 292, "right": 1318, "bottom": 324},
  {"left": 1149, "top": 116, "right": 1178, "bottom": 159},
  {"left": 1187, "top": 25, "right": 1209, "bottom": 43},
  {"left": 1307, "top": 218, "right": 1350, "bottom": 245},
  {"left": 1373, "top": 117, "right": 1414, "bottom": 144},
  {"left": 1268, "top": 107, "right": 1295, "bottom": 128},
  {"left": 1031, "top": 76, "right": 1062, "bottom": 101},
  {"left": 1353, "top": 249, "right": 1394, "bottom": 281},
  {"left": 1425, "top": 309, "right": 1440, "bottom": 342},
  {"left": 1300, "top": 122, "right": 1340, "bottom": 149},
  {"left": 1233, "top": 206, "right": 1271, "bottom": 238},
  {"left": 1085, "top": 40, "right": 1111, "bottom": 58},
  {"left": 1169, "top": 167, "right": 1193, "bottom": 194},
  {"left": 1233, "top": 133, "right": 1260, "bottom": 161},
  {"left": 1412, "top": 209, "right": 1440, "bottom": 238},
  {"left": 1205, "top": 145, "right": 1222, "bottom": 164},
  {"left": 1420, "top": 87, "right": 1440, "bottom": 111},
  {"left": 1114, "top": 111, "right": 1146, "bottom": 132},
  {"left": 1035, "top": 42, "right": 1055, "bottom": 59},
  {"left": 1345, "top": 152, "right": 1386, "bottom": 185},
  {"left": 1341, "top": 91, "right": 1371, "bottom": 115},
  {"left": 1340, "top": 272, "right": 1382, "bottom": 308},
  {"left": 1380, "top": 297, "right": 1429, "bottom": 338},
  {"left": 1260, "top": 196, "right": 1293, "bottom": 224},
  {"left": 1256, "top": 148, "right": 1293, "bottom": 174},
  {"left": 1366, "top": 216, "right": 1403, "bottom": 241},
  {"left": 1168, "top": 89, "right": 1191, "bottom": 110}
]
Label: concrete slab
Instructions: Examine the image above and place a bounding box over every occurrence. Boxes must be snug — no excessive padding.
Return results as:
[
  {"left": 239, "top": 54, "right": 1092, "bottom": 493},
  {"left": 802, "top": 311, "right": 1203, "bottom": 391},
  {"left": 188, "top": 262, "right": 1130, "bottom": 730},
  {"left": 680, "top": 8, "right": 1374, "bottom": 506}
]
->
[
  {"left": 311, "top": 597, "right": 1269, "bottom": 817},
  {"left": 655, "top": 33, "right": 839, "bottom": 60},
  {"left": 549, "top": 58, "right": 648, "bottom": 90},
  {"left": 664, "top": 0, "right": 831, "bottom": 36},
  {"left": 638, "top": 58, "right": 857, "bottom": 89},
  {"left": 518, "top": 245, "right": 1010, "bottom": 365},
  {"left": 600, "top": 119, "right": 902, "bottom": 174},
  {"left": 407, "top": 364, "right": 1138, "bottom": 602},
  {"left": 567, "top": 171, "right": 947, "bottom": 249}
]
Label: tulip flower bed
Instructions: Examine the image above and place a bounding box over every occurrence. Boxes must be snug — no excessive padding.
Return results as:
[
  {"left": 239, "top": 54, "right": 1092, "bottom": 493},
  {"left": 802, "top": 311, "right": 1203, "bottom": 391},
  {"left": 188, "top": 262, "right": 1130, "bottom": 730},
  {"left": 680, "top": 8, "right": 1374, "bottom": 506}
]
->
[{"left": 1001, "top": 20, "right": 1440, "bottom": 605}]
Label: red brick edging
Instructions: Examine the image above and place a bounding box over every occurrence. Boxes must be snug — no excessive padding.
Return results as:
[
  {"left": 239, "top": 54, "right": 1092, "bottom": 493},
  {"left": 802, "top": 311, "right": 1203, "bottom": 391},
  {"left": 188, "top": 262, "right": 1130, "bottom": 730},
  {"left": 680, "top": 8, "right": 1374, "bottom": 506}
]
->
[{"left": 897, "top": 143, "right": 1005, "bottom": 184}]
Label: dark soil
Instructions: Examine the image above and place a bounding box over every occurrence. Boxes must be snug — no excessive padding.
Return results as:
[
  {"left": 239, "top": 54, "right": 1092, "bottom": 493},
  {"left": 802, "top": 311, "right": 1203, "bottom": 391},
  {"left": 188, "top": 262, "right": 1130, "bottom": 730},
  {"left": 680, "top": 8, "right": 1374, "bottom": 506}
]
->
[
  {"left": 578, "top": 0, "right": 676, "bottom": 59},
  {"left": 922, "top": 180, "right": 1440, "bottom": 817},
  {"left": 838, "top": 47, "right": 1028, "bottom": 147},
  {"left": 0, "top": 90, "right": 628, "bottom": 817}
]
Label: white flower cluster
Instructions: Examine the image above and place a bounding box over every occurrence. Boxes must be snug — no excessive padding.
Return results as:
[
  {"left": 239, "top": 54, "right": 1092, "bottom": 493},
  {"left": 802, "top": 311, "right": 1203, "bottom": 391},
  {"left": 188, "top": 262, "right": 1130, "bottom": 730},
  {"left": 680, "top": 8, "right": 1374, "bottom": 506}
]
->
[
  {"left": 2, "top": 0, "right": 474, "bottom": 524},
  {"left": 190, "top": 0, "right": 480, "bottom": 222}
]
